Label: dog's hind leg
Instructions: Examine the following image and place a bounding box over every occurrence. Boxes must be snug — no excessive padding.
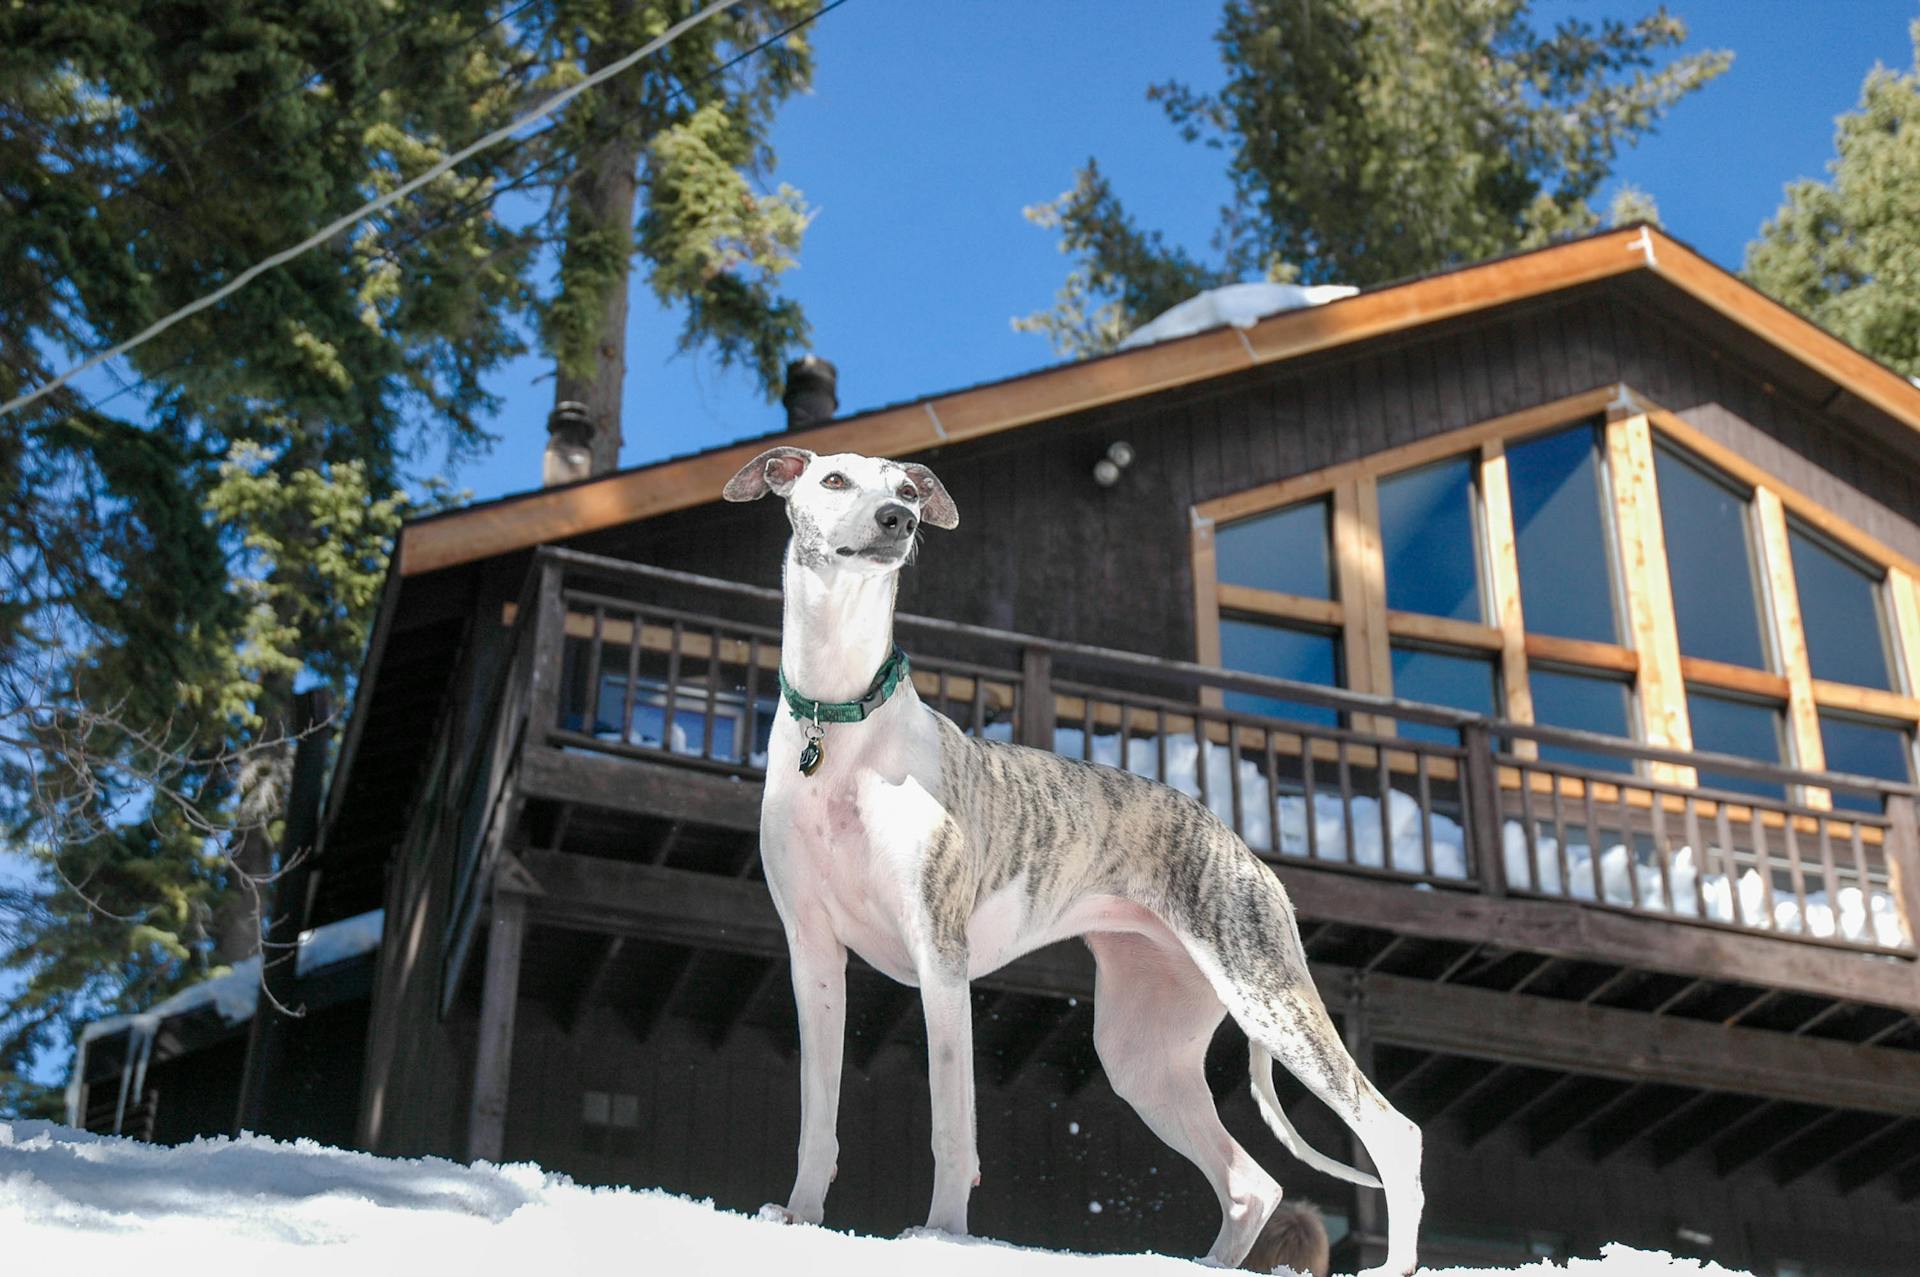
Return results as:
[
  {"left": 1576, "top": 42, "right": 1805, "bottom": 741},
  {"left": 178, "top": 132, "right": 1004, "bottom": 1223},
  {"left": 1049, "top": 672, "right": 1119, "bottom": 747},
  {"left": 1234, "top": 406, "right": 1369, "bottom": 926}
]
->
[
  {"left": 1087, "top": 930, "right": 1280, "bottom": 1267},
  {"left": 1169, "top": 852, "right": 1423, "bottom": 1277}
]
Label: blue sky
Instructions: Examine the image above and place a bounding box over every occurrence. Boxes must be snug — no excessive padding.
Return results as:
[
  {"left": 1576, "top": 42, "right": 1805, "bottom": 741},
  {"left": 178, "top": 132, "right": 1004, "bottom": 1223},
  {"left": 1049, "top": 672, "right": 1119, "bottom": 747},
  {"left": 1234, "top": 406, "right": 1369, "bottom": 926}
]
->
[{"left": 451, "top": 0, "right": 1920, "bottom": 505}]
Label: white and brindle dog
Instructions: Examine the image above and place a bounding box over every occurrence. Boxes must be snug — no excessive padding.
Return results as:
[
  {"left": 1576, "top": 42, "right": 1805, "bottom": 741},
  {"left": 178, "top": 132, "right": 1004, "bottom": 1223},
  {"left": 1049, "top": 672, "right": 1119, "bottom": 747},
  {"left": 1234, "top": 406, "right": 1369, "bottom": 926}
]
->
[{"left": 724, "top": 445, "right": 1423, "bottom": 1275}]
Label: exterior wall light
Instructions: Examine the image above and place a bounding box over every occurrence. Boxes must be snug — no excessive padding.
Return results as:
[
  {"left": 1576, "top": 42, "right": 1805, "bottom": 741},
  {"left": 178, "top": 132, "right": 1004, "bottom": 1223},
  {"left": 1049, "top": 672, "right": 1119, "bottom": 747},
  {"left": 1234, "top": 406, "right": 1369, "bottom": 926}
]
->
[{"left": 1093, "top": 440, "right": 1136, "bottom": 487}]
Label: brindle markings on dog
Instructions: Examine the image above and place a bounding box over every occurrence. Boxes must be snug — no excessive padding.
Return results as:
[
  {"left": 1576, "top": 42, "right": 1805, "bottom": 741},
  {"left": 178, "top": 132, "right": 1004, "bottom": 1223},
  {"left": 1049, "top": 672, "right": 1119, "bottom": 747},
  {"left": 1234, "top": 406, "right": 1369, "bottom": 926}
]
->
[{"left": 724, "top": 445, "right": 1423, "bottom": 1276}]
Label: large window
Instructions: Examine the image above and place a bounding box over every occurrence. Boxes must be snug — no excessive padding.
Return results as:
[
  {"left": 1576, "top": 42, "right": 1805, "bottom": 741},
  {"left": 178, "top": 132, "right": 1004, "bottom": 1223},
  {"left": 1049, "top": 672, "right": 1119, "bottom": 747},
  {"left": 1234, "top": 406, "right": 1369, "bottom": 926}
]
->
[
  {"left": 1195, "top": 390, "right": 1920, "bottom": 813},
  {"left": 1789, "top": 523, "right": 1895, "bottom": 691},
  {"left": 1653, "top": 446, "right": 1769, "bottom": 670},
  {"left": 1379, "top": 457, "right": 1482, "bottom": 621}
]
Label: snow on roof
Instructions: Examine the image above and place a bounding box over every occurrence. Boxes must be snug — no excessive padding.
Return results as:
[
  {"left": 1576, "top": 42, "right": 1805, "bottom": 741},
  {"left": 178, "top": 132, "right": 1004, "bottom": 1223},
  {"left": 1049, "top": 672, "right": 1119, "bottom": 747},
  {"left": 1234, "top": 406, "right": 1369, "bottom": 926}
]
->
[
  {"left": 64, "top": 910, "right": 385, "bottom": 1129},
  {"left": 1118, "top": 281, "right": 1359, "bottom": 351},
  {"left": 1, "top": 1120, "right": 1756, "bottom": 1276}
]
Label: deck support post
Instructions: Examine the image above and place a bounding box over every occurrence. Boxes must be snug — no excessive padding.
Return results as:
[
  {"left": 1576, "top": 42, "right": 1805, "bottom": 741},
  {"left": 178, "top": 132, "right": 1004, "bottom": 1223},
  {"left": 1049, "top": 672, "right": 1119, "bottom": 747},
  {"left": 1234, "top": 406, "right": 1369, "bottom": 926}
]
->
[
  {"left": 467, "top": 878, "right": 529, "bottom": 1162},
  {"left": 1885, "top": 795, "right": 1920, "bottom": 950},
  {"left": 1461, "top": 722, "right": 1507, "bottom": 896},
  {"left": 1341, "top": 977, "right": 1388, "bottom": 1274},
  {"left": 1018, "top": 646, "right": 1054, "bottom": 748}
]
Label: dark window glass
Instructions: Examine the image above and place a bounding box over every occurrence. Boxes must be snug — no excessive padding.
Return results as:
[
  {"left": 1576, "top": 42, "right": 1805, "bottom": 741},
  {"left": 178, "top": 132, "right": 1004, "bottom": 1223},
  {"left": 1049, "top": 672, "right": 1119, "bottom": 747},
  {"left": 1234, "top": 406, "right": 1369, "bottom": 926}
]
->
[
  {"left": 1390, "top": 644, "right": 1496, "bottom": 744},
  {"left": 1507, "top": 425, "right": 1617, "bottom": 643},
  {"left": 1789, "top": 525, "right": 1893, "bottom": 691},
  {"left": 1686, "top": 691, "right": 1785, "bottom": 799},
  {"left": 1528, "top": 667, "right": 1635, "bottom": 774},
  {"left": 1654, "top": 447, "right": 1768, "bottom": 669},
  {"left": 1819, "top": 713, "right": 1910, "bottom": 813},
  {"left": 1378, "top": 457, "right": 1481, "bottom": 621},
  {"left": 1216, "top": 499, "right": 1333, "bottom": 600},
  {"left": 1219, "top": 618, "right": 1341, "bottom": 727}
]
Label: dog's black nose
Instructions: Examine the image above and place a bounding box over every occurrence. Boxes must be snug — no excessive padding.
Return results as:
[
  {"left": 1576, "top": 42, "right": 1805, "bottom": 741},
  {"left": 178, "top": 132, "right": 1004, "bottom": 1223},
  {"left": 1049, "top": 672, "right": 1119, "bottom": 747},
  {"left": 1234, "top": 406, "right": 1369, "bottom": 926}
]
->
[{"left": 875, "top": 502, "right": 918, "bottom": 539}]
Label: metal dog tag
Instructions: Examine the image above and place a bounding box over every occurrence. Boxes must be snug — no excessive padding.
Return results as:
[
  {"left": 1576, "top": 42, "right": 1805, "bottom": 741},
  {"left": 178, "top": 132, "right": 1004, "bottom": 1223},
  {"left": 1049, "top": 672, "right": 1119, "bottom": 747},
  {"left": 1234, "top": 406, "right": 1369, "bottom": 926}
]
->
[{"left": 799, "top": 721, "right": 825, "bottom": 776}]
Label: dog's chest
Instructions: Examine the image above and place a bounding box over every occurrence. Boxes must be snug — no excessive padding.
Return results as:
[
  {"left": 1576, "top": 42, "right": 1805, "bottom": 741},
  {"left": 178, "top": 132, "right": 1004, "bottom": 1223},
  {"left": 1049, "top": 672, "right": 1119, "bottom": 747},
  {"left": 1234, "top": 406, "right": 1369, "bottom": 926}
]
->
[{"left": 779, "top": 775, "right": 929, "bottom": 982}]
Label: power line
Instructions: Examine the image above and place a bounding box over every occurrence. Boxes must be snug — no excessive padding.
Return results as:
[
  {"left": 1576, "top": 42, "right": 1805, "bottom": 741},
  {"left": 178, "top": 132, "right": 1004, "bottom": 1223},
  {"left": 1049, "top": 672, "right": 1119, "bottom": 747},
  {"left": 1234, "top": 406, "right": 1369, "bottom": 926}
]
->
[
  {"left": 2, "top": 0, "right": 743, "bottom": 422},
  {"left": 34, "top": 0, "right": 849, "bottom": 425}
]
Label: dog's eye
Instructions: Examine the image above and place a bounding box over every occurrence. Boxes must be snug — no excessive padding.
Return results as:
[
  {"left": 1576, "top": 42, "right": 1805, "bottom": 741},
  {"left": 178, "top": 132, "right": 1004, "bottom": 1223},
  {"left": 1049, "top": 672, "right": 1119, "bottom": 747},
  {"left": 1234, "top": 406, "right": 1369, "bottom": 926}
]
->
[
  {"left": 897, "top": 483, "right": 917, "bottom": 500},
  {"left": 820, "top": 473, "right": 849, "bottom": 490}
]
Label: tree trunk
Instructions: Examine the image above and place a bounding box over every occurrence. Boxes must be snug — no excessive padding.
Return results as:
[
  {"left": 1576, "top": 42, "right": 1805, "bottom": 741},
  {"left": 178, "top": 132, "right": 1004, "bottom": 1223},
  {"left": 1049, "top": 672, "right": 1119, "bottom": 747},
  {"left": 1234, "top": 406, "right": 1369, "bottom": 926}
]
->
[{"left": 552, "top": 14, "right": 649, "bottom": 476}]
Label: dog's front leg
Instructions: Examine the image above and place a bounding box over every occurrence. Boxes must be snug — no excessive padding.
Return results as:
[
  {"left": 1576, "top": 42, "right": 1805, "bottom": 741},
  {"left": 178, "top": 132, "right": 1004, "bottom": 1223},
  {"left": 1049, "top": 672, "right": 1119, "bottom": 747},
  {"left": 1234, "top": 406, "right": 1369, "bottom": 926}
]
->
[
  {"left": 782, "top": 926, "right": 848, "bottom": 1224},
  {"left": 919, "top": 966, "right": 979, "bottom": 1235}
]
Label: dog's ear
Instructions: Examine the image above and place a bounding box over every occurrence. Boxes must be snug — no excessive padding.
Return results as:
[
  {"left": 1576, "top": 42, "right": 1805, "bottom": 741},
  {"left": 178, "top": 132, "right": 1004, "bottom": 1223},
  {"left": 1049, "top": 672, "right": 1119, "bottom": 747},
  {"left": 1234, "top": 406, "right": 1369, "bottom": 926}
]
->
[
  {"left": 901, "top": 463, "right": 959, "bottom": 530},
  {"left": 723, "top": 446, "right": 814, "bottom": 502}
]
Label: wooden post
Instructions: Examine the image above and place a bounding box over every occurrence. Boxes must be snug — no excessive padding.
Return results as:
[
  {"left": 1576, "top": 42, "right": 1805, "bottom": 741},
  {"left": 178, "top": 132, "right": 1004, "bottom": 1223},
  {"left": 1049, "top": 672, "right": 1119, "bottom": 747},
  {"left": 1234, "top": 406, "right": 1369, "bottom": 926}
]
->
[
  {"left": 1018, "top": 646, "right": 1054, "bottom": 748},
  {"left": 233, "top": 688, "right": 334, "bottom": 1136},
  {"left": 1753, "top": 488, "right": 1829, "bottom": 808},
  {"left": 1461, "top": 722, "right": 1507, "bottom": 897},
  {"left": 1883, "top": 795, "right": 1920, "bottom": 951},
  {"left": 524, "top": 557, "right": 568, "bottom": 742},
  {"left": 1478, "top": 441, "right": 1537, "bottom": 758},
  {"left": 466, "top": 882, "right": 529, "bottom": 1162},
  {"left": 1341, "top": 979, "right": 1388, "bottom": 1275}
]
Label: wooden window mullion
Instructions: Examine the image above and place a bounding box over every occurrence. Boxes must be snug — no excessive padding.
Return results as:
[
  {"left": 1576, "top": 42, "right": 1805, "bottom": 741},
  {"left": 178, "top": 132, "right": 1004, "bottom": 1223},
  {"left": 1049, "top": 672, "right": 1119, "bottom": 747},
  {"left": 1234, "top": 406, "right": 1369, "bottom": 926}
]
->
[
  {"left": 1605, "top": 409, "right": 1695, "bottom": 784},
  {"left": 1479, "top": 440, "right": 1536, "bottom": 758},
  {"left": 1754, "top": 487, "right": 1829, "bottom": 808},
  {"left": 1190, "top": 511, "right": 1223, "bottom": 710},
  {"left": 1886, "top": 568, "right": 1920, "bottom": 698},
  {"left": 1334, "top": 477, "right": 1393, "bottom": 735}
]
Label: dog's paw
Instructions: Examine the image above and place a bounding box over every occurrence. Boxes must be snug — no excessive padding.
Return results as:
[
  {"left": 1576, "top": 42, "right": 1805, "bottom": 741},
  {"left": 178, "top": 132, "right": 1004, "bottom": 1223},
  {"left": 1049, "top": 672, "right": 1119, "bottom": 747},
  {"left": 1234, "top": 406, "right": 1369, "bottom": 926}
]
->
[{"left": 757, "top": 1203, "right": 814, "bottom": 1226}]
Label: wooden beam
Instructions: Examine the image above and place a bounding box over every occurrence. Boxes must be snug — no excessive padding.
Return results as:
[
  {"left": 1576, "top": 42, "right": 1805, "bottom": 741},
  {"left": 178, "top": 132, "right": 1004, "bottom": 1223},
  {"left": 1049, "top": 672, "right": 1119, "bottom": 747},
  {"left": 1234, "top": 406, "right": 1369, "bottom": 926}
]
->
[
  {"left": 1218, "top": 584, "right": 1346, "bottom": 629},
  {"left": 1524, "top": 632, "right": 1638, "bottom": 675},
  {"left": 516, "top": 853, "right": 1920, "bottom": 1113},
  {"left": 466, "top": 887, "right": 528, "bottom": 1162},
  {"left": 1832, "top": 1118, "right": 1920, "bottom": 1193},
  {"left": 518, "top": 747, "right": 760, "bottom": 832},
  {"left": 1284, "top": 868, "right": 1920, "bottom": 1015},
  {"left": 1756, "top": 486, "right": 1828, "bottom": 806},
  {"left": 999, "top": 1002, "right": 1088, "bottom": 1087},
  {"left": 1605, "top": 411, "right": 1694, "bottom": 781},
  {"left": 565, "top": 936, "right": 626, "bottom": 1036},
  {"left": 1478, "top": 440, "right": 1535, "bottom": 758},
  {"left": 1886, "top": 569, "right": 1920, "bottom": 697}
]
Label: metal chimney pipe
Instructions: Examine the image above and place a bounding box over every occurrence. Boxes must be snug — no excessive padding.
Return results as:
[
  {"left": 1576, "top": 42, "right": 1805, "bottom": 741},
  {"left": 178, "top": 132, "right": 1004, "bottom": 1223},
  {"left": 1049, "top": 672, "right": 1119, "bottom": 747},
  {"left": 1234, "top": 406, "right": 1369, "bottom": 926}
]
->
[{"left": 782, "top": 355, "right": 838, "bottom": 431}]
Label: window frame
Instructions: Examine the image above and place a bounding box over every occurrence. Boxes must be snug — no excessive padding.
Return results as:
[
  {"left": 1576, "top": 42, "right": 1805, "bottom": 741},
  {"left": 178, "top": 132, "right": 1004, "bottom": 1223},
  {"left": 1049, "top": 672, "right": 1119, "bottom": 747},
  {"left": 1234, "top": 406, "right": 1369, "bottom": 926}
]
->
[{"left": 1192, "top": 386, "right": 1920, "bottom": 802}]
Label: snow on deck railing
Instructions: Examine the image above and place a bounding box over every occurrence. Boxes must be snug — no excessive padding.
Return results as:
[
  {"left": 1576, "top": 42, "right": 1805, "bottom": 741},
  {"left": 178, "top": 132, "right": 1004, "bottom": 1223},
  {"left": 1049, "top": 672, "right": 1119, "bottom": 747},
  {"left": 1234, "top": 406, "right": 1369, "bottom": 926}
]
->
[{"left": 64, "top": 908, "right": 385, "bottom": 1133}]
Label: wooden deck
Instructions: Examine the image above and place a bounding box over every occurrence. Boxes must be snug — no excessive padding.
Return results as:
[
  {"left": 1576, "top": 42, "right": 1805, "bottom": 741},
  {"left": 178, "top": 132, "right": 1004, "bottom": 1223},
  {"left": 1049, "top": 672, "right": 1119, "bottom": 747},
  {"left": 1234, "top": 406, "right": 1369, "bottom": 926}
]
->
[{"left": 442, "top": 547, "right": 1920, "bottom": 1203}]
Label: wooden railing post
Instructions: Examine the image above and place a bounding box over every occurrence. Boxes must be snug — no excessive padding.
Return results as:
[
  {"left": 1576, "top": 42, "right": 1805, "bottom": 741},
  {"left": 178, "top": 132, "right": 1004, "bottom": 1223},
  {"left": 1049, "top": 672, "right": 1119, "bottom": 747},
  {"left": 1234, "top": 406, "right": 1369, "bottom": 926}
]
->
[
  {"left": 1461, "top": 723, "right": 1507, "bottom": 897},
  {"left": 1883, "top": 794, "right": 1920, "bottom": 950},
  {"left": 524, "top": 557, "right": 568, "bottom": 742},
  {"left": 466, "top": 876, "right": 529, "bottom": 1162},
  {"left": 1018, "top": 646, "right": 1054, "bottom": 748}
]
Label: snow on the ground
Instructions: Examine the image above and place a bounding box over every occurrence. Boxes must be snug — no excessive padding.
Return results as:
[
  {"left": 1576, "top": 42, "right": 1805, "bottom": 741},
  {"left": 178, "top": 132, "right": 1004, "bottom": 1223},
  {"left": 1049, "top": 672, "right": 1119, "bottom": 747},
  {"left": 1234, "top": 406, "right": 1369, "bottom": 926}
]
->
[
  {"left": 1120, "top": 282, "right": 1360, "bottom": 350},
  {"left": 0, "top": 1121, "right": 1751, "bottom": 1277}
]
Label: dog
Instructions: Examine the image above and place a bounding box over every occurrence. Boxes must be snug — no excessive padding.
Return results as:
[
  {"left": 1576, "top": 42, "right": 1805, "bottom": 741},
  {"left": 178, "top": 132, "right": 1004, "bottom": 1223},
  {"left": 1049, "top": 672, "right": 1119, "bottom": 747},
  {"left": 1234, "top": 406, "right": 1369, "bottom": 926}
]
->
[{"left": 724, "top": 446, "right": 1422, "bottom": 1275}]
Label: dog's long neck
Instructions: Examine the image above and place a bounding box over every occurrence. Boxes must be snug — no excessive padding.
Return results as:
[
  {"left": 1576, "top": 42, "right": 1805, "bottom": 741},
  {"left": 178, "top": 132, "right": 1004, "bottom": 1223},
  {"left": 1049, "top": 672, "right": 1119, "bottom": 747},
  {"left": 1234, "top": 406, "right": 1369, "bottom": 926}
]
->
[{"left": 780, "top": 544, "right": 901, "bottom": 704}]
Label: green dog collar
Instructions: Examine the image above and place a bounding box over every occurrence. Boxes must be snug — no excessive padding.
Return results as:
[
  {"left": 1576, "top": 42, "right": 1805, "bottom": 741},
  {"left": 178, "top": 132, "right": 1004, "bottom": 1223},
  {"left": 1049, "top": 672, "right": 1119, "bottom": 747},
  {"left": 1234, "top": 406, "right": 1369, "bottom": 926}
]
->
[{"left": 779, "top": 646, "right": 912, "bottom": 775}]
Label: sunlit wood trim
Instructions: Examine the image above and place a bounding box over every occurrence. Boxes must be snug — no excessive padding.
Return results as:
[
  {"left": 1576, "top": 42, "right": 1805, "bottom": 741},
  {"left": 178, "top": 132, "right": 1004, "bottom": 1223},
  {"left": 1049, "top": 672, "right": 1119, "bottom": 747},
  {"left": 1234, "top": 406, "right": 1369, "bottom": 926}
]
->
[
  {"left": 1492, "top": 765, "right": 1887, "bottom": 843},
  {"left": 1888, "top": 569, "right": 1920, "bottom": 698},
  {"left": 1191, "top": 513, "right": 1224, "bottom": 710},
  {"left": 1384, "top": 611, "right": 1504, "bottom": 652},
  {"left": 1751, "top": 487, "right": 1830, "bottom": 807},
  {"left": 1809, "top": 680, "right": 1920, "bottom": 723},
  {"left": 1646, "top": 407, "right": 1920, "bottom": 583},
  {"left": 1333, "top": 477, "right": 1394, "bottom": 736},
  {"left": 1677, "top": 656, "right": 1792, "bottom": 702},
  {"left": 1524, "top": 634, "right": 1639, "bottom": 675},
  {"left": 1217, "top": 583, "right": 1345, "bottom": 628},
  {"left": 1478, "top": 441, "right": 1538, "bottom": 759},
  {"left": 1607, "top": 412, "right": 1695, "bottom": 784},
  {"left": 1194, "top": 387, "right": 1617, "bottom": 525}
]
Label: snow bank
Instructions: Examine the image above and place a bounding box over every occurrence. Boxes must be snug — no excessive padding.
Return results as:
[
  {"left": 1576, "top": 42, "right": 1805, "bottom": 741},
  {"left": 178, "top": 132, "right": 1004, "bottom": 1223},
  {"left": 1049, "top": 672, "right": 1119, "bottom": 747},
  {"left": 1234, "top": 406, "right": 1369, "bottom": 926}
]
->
[
  {"left": 0, "top": 1121, "right": 1753, "bottom": 1276},
  {"left": 1119, "top": 282, "right": 1359, "bottom": 350}
]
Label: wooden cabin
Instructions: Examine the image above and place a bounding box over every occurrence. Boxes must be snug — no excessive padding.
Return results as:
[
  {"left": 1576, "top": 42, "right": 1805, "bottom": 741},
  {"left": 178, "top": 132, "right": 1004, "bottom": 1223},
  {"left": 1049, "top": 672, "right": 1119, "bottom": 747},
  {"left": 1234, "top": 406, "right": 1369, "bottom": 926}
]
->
[{"left": 72, "top": 227, "right": 1920, "bottom": 1274}]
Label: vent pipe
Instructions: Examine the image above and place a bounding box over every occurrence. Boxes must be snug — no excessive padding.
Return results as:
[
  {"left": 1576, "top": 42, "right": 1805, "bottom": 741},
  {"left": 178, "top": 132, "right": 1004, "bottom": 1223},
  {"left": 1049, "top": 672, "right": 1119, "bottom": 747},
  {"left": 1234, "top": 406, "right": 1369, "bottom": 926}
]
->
[
  {"left": 782, "top": 356, "right": 838, "bottom": 431},
  {"left": 543, "top": 401, "right": 595, "bottom": 486}
]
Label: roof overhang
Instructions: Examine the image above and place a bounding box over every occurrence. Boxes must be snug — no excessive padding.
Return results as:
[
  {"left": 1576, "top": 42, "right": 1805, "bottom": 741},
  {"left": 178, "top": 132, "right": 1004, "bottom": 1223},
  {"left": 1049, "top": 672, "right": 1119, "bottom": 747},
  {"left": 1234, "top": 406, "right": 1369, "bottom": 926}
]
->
[{"left": 396, "top": 226, "right": 1920, "bottom": 578}]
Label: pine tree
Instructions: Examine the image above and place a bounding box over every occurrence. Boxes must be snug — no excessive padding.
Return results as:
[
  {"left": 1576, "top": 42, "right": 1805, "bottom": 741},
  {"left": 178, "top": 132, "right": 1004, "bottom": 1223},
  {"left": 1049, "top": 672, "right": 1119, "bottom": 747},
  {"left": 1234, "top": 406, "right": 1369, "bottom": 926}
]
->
[
  {"left": 1017, "top": 0, "right": 1727, "bottom": 356},
  {"left": 1745, "top": 21, "right": 1920, "bottom": 380},
  {"left": 0, "top": 1, "right": 821, "bottom": 1114}
]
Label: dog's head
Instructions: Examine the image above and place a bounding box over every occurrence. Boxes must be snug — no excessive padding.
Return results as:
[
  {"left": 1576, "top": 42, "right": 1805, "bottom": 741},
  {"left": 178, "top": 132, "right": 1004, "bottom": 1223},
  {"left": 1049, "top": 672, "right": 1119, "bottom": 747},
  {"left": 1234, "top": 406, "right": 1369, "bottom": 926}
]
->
[{"left": 722, "top": 446, "right": 958, "bottom": 574}]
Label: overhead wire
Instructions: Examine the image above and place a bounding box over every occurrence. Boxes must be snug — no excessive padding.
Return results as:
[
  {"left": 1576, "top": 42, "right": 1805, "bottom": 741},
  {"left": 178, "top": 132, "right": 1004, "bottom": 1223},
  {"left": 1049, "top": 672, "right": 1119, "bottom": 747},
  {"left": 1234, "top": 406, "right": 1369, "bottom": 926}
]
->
[
  {"left": 26, "top": 0, "right": 848, "bottom": 424},
  {"left": 3, "top": 0, "right": 744, "bottom": 421}
]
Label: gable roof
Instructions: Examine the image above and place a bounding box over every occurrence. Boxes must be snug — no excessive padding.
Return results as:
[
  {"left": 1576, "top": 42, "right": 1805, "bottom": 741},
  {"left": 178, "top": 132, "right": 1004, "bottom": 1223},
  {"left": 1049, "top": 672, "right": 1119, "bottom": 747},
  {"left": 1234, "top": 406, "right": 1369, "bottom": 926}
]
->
[{"left": 396, "top": 226, "right": 1920, "bottom": 578}]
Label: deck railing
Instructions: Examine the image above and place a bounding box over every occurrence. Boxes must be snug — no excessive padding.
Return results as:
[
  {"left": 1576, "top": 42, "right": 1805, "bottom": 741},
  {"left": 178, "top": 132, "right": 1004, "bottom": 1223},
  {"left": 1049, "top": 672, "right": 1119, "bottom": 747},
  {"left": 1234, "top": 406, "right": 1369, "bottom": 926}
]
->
[{"left": 445, "top": 547, "right": 1920, "bottom": 977}]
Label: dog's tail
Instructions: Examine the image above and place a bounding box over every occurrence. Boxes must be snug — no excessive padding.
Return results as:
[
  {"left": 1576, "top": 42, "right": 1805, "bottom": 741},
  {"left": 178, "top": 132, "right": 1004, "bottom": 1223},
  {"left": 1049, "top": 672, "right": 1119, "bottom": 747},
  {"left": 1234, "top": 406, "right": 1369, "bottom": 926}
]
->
[{"left": 1249, "top": 1043, "right": 1382, "bottom": 1189}]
